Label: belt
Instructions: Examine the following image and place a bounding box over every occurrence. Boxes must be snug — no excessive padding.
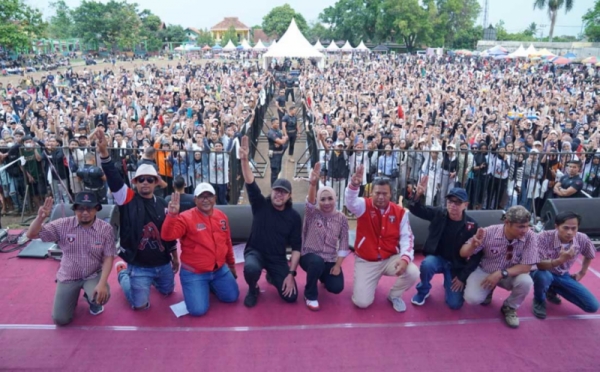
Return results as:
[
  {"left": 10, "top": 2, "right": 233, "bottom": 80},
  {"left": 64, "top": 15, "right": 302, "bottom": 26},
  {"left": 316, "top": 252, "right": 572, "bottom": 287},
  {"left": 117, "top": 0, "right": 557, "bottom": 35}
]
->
[
  {"left": 85, "top": 186, "right": 104, "bottom": 191},
  {"left": 272, "top": 150, "right": 284, "bottom": 154}
]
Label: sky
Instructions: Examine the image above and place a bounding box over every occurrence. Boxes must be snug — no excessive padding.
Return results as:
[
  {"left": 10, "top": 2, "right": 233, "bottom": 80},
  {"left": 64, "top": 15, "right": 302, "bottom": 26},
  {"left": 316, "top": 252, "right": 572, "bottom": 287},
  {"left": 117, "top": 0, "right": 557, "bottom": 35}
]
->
[{"left": 27, "top": 0, "right": 592, "bottom": 38}]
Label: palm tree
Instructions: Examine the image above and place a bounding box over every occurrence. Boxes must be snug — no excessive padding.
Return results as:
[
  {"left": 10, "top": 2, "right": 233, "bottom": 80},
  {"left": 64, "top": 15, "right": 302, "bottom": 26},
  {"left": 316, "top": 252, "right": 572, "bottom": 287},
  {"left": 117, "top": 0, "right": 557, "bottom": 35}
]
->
[{"left": 533, "top": 0, "right": 574, "bottom": 42}]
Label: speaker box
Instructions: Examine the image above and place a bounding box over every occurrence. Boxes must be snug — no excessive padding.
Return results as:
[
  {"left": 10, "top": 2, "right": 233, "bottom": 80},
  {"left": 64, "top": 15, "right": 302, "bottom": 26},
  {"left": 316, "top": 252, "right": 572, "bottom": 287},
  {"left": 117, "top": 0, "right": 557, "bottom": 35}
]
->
[
  {"left": 49, "top": 204, "right": 120, "bottom": 242},
  {"left": 540, "top": 198, "right": 600, "bottom": 237}
]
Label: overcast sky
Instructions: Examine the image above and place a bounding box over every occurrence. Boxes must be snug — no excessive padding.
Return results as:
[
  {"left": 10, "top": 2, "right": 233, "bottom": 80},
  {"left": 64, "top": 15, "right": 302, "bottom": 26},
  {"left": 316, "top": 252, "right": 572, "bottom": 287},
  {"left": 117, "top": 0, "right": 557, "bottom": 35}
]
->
[{"left": 28, "top": 0, "right": 591, "bottom": 38}]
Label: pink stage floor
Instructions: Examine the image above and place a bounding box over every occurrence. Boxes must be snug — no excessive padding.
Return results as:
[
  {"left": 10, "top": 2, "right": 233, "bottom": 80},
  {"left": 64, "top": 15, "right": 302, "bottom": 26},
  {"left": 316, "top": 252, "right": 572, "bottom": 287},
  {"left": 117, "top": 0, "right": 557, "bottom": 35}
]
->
[{"left": 1, "top": 248, "right": 599, "bottom": 371}]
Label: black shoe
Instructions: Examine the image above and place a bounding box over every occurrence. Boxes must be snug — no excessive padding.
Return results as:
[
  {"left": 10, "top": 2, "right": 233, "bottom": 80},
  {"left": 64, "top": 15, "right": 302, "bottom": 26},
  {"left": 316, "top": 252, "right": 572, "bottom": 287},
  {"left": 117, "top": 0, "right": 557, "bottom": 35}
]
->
[
  {"left": 547, "top": 289, "right": 562, "bottom": 305},
  {"left": 266, "top": 273, "right": 274, "bottom": 286},
  {"left": 533, "top": 299, "right": 547, "bottom": 319},
  {"left": 482, "top": 289, "right": 494, "bottom": 306},
  {"left": 244, "top": 287, "right": 259, "bottom": 308}
]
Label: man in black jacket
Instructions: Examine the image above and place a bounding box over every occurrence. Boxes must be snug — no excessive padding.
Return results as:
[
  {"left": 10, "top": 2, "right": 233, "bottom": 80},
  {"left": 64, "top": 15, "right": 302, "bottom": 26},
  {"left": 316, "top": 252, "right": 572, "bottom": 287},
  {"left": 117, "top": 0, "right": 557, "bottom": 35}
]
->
[
  {"left": 95, "top": 130, "right": 178, "bottom": 311},
  {"left": 408, "top": 176, "right": 482, "bottom": 309}
]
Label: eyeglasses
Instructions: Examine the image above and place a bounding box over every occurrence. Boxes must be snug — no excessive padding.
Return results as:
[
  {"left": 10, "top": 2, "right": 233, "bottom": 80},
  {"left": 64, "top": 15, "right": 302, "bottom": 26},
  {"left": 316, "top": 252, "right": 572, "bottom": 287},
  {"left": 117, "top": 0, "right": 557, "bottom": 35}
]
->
[
  {"left": 196, "top": 194, "right": 214, "bottom": 200},
  {"left": 446, "top": 198, "right": 464, "bottom": 206},
  {"left": 136, "top": 176, "right": 156, "bottom": 184},
  {"left": 506, "top": 244, "right": 514, "bottom": 261}
]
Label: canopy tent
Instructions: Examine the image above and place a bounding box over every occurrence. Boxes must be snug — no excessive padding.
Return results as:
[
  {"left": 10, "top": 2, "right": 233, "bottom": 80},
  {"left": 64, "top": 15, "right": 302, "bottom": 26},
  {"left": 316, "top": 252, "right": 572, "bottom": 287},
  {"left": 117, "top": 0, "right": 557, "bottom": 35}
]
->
[
  {"left": 487, "top": 45, "right": 508, "bottom": 56},
  {"left": 240, "top": 39, "right": 252, "bottom": 50},
  {"left": 355, "top": 41, "right": 370, "bottom": 53},
  {"left": 341, "top": 41, "right": 354, "bottom": 52},
  {"left": 223, "top": 40, "right": 237, "bottom": 52},
  {"left": 564, "top": 52, "right": 577, "bottom": 59},
  {"left": 537, "top": 48, "right": 554, "bottom": 57},
  {"left": 212, "top": 44, "right": 222, "bottom": 51},
  {"left": 174, "top": 44, "right": 201, "bottom": 51},
  {"left": 326, "top": 41, "right": 340, "bottom": 52},
  {"left": 454, "top": 49, "right": 473, "bottom": 56},
  {"left": 551, "top": 56, "right": 571, "bottom": 65},
  {"left": 313, "top": 39, "right": 325, "bottom": 51},
  {"left": 201, "top": 45, "right": 212, "bottom": 51},
  {"left": 372, "top": 45, "right": 389, "bottom": 52},
  {"left": 269, "top": 40, "right": 277, "bottom": 48},
  {"left": 581, "top": 56, "right": 597, "bottom": 64},
  {"left": 525, "top": 44, "right": 537, "bottom": 56},
  {"left": 253, "top": 40, "right": 267, "bottom": 51},
  {"left": 263, "top": 18, "right": 324, "bottom": 69},
  {"left": 508, "top": 45, "right": 528, "bottom": 58}
]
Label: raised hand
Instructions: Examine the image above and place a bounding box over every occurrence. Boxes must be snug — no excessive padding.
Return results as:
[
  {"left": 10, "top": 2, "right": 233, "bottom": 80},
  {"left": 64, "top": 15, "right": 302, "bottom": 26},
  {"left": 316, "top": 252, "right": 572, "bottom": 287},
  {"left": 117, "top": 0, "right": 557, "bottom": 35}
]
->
[
  {"left": 472, "top": 228, "right": 485, "bottom": 247},
  {"left": 95, "top": 129, "right": 108, "bottom": 157},
  {"left": 351, "top": 164, "right": 364, "bottom": 186},
  {"left": 37, "top": 197, "right": 54, "bottom": 219},
  {"left": 239, "top": 135, "right": 249, "bottom": 160},
  {"left": 416, "top": 175, "right": 428, "bottom": 197},
  {"left": 168, "top": 192, "right": 180, "bottom": 215},
  {"left": 309, "top": 162, "right": 321, "bottom": 185}
]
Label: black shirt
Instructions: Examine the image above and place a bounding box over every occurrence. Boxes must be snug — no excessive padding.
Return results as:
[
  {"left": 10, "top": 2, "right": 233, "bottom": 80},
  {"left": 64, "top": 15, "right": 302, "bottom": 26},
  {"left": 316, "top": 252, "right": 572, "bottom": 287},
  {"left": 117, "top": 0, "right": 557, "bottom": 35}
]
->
[
  {"left": 245, "top": 181, "right": 302, "bottom": 261},
  {"left": 276, "top": 95, "right": 286, "bottom": 108},
  {"left": 558, "top": 174, "right": 584, "bottom": 198},
  {"left": 134, "top": 197, "right": 172, "bottom": 267},
  {"left": 436, "top": 217, "right": 464, "bottom": 262}
]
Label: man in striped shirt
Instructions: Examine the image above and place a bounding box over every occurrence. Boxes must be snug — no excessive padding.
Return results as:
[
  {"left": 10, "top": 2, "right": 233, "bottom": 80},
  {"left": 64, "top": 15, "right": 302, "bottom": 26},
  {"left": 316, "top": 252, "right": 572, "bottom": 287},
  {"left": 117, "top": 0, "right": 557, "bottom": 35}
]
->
[
  {"left": 531, "top": 211, "right": 598, "bottom": 319},
  {"left": 461, "top": 206, "right": 538, "bottom": 328},
  {"left": 27, "top": 193, "right": 116, "bottom": 326}
]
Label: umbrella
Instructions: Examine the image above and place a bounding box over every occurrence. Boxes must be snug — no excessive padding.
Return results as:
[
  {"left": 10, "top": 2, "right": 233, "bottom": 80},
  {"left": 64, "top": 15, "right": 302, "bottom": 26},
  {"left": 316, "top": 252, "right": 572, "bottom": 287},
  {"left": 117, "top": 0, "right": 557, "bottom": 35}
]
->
[
  {"left": 564, "top": 52, "right": 576, "bottom": 59},
  {"left": 455, "top": 49, "right": 472, "bottom": 56},
  {"left": 202, "top": 45, "right": 211, "bottom": 51},
  {"left": 581, "top": 56, "right": 597, "bottom": 64},
  {"left": 551, "top": 56, "right": 571, "bottom": 65}
]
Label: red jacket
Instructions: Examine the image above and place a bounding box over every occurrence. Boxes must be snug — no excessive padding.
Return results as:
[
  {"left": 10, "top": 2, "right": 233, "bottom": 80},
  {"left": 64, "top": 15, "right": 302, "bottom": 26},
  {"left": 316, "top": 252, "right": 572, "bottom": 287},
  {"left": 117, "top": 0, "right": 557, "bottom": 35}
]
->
[
  {"left": 354, "top": 198, "right": 408, "bottom": 262},
  {"left": 162, "top": 208, "right": 234, "bottom": 274}
]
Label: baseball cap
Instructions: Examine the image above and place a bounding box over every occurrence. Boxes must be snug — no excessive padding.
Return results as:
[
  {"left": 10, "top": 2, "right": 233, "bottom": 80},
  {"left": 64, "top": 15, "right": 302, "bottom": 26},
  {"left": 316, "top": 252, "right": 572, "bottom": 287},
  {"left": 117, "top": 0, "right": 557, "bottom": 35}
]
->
[
  {"left": 533, "top": 141, "right": 543, "bottom": 146},
  {"left": 72, "top": 191, "right": 102, "bottom": 211},
  {"left": 446, "top": 187, "right": 468, "bottom": 202},
  {"left": 133, "top": 164, "right": 159, "bottom": 180},
  {"left": 272, "top": 178, "right": 292, "bottom": 193},
  {"left": 194, "top": 183, "right": 216, "bottom": 196}
]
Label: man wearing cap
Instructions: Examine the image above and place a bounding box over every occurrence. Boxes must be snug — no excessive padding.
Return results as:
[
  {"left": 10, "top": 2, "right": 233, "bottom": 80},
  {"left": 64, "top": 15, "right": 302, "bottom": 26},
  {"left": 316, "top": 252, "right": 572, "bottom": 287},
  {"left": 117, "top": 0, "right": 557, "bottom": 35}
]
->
[
  {"left": 161, "top": 183, "right": 239, "bottom": 316},
  {"left": 96, "top": 131, "right": 178, "bottom": 311},
  {"left": 26, "top": 193, "right": 116, "bottom": 326},
  {"left": 267, "top": 117, "right": 288, "bottom": 186},
  {"left": 239, "top": 136, "right": 302, "bottom": 308},
  {"left": 409, "top": 177, "right": 482, "bottom": 309}
]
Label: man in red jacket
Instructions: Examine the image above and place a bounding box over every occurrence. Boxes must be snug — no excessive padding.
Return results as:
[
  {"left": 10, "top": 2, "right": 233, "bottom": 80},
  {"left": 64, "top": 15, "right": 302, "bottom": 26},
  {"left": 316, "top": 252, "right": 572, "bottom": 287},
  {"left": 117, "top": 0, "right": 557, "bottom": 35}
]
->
[
  {"left": 345, "top": 165, "right": 419, "bottom": 312},
  {"left": 162, "top": 183, "right": 239, "bottom": 316}
]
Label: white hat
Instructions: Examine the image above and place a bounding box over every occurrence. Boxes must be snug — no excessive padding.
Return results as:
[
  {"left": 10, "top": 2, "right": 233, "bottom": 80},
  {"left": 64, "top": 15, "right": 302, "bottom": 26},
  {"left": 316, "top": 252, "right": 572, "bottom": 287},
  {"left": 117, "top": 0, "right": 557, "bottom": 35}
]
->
[
  {"left": 133, "top": 164, "right": 159, "bottom": 180},
  {"left": 194, "top": 183, "right": 216, "bottom": 196}
]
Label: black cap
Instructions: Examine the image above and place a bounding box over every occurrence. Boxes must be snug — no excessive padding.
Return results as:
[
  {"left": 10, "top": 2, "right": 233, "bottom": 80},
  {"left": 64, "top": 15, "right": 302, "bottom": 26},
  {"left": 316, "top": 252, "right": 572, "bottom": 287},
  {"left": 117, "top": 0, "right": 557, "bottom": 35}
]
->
[
  {"left": 72, "top": 192, "right": 102, "bottom": 211},
  {"left": 272, "top": 178, "right": 292, "bottom": 193}
]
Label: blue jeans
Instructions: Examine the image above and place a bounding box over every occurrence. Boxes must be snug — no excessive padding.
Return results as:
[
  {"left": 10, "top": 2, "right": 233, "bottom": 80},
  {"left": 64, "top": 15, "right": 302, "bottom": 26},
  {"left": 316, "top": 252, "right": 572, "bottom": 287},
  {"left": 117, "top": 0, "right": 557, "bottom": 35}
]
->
[
  {"left": 118, "top": 263, "right": 175, "bottom": 309},
  {"left": 415, "top": 255, "right": 464, "bottom": 310},
  {"left": 180, "top": 265, "right": 239, "bottom": 316},
  {"left": 531, "top": 270, "right": 599, "bottom": 313}
]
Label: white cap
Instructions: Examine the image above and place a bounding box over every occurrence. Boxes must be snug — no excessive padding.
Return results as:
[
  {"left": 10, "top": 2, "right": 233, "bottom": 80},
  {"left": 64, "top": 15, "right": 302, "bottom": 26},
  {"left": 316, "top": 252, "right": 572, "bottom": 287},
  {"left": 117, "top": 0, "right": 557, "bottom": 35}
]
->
[
  {"left": 133, "top": 164, "right": 159, "bottom": 180},
  {"left": 194, "top": 183, "right": 216, "bottom": 196}
]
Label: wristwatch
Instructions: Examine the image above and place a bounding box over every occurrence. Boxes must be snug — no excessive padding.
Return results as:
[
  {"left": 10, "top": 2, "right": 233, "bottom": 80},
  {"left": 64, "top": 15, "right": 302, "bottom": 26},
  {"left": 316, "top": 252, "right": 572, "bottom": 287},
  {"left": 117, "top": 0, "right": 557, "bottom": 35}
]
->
[
  {"left": 288, "top": 270, "right": 297, "bottom": 277},
  {"left": 501, "top": 270, "right": 509, "bottom": 279}
]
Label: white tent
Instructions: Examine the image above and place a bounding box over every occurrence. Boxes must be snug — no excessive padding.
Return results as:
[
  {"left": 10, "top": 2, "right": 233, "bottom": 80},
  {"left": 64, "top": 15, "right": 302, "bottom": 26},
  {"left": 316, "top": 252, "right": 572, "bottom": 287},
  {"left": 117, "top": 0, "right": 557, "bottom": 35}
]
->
[
  {"left": 253, "top": 40, "right": 267, "bottom": 51},
  {"left": 223, "top": 40, "right": 237, "bottom": 52},
  {"left": 355, "top": 41, "right": 369, "bottom": 52},
  {"left": 525, "top": 44, "right": 537, "bottom": 56},
  {"left": 326, "top": 41, "right": 340, "bottom": 52},
  {"left": 341, "top": 41, "right": 354, "bottom": 52},
  {"left": 269, "top": 39, "right": 277, "bottom": 49},
  {"left": 509, "top": 44, "right": 528, "bottom": 58},
  {"left": 313, "top": 39, "right": 325, "bottom": 51},
  {"left": 263, "top": 18, "right": 324, "bottom": 68},
  {"left": 240, "top": 39, "right": 252, "bottom": 50}
]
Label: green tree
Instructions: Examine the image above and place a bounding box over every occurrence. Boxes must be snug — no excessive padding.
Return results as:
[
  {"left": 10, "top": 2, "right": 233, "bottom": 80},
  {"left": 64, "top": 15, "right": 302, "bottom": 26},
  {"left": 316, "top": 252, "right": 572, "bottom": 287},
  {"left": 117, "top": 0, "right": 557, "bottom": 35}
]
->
[
  {"left": 436, "top": 0, "right": 481, "bottom": 47},
  {"left": 138, "top": 9, "right": 162, "bottom": 51},
  {"left": 262, "top": 4, "right": 309, "bottom": 38},
  {"left": 0, "top": 0, "right": 46, "bottom": 50},
  {"left": 453, "top": 25, "right": 483, "bottom": 49},
  {"left": 158, "top": 25, "right": 186, "bottom": 43},
  {"left": 220, "top": 25, "right": 239, "bottom": 46},
  {"left": 196, "top": 29, "right": 215, "bottom": 47},
  {"left": 524, "top": 22, "right": 538, "bottom": 37},
  {"left": 533, "top": 0, "right": 574, "bottom": 42},
  {"left": 47, "top": 0, "right": 73, "bottom": 39},
  {"left": 319, "top": 0, "right": 382, "bottom": 45},
  {"left": 306, "top": 21, "right": 330, "bottom": 42},
  {"left": 377, "top": 0, "right": 437, "bottom": 51},
  {"left": 583, "top": 0, "right": 600, "bottom": 42}
]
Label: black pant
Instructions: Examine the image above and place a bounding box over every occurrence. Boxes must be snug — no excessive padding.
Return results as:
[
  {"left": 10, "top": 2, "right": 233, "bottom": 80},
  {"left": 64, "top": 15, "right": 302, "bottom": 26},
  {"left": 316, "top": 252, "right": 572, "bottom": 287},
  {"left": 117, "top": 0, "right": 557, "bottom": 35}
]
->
[
  {"left": 243, "top": 250, "right": 297, "bottom": 303},
  {"left": 299, "top": 253, "right": 344, "bottom": 301},
  {"left": 285, "top": 88, "right": 295, "bottom": 102},
  {"left": 270, "top": 154, "right": 283, "bottom": 186},
  {"left": 287, "top": 133, "right": 297, "bottom": 156}
]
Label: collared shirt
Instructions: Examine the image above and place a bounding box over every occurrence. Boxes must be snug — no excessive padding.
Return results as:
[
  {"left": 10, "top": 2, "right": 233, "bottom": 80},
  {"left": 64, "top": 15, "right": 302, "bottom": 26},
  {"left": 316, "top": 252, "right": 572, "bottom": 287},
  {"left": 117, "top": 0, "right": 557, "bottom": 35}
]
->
[
  {"left": 536, "top": 230, "right": 595, "bottom": 275},
  {"left": 301, "top": 199, "right": 350, "bottom": 262},
  {"left": 39, "top": 216, "right": 116, "bottom": 282},
  {"left": 469, "top": 224, "right": 538, "bottom": 273}
]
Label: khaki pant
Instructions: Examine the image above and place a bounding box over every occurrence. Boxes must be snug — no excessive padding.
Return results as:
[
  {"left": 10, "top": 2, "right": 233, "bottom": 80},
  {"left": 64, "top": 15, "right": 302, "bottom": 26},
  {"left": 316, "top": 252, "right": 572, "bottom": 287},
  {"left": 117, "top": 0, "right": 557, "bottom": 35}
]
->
[
  {"left": 464, "top": 267, "right": 532, "bottom": 309},
  {"left": 52, "top": 275, "right": 110, "bottom": 326},
  {"left": 352, "top": 254, "right": 419, "bottom": 308}
]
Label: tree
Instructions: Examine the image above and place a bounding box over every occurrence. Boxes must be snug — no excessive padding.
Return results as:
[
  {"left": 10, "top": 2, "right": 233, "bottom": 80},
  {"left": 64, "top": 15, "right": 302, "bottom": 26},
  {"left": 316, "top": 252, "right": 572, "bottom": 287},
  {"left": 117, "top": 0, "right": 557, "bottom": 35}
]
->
[
  {"left": 524, "top": 22, "right": 538, "bottom": 37},
  {"left": 319, "top": 0, "right": 382, "bottom": 45},
  {"left": 262, "top": 4, "right": 309, "bottom": 38},
  {"left": 196, "top": 29, "right": 215, "bottom": 47},
  {"left": 306, "top": 21, "right": 330, "bottom": 42},
  {"left": 158, "top": 25, "right": 186, "bottom": 43},
  {"left": 0, "top": 0, "right": 46, "bottom": 50},
  {"left": 533, "top": 0, "right": 574, "bottom": 42},
  {"left": 583, "top": 0, "right": 600, "bottom": 42},
  {"left": 436, "top": 0, "right": 481, "bottom": 47},
  {"left": 47, "top": 0, "right": 73, "bottom": 39},
  {"left": 377, "top": 0, "right": 437, "bottom": 51},
  {"left": 220, "top": 25, "right": 238, "bottom": 46},
  {"left": 453, "top": 25, "right": 483, "bottom": 49}
]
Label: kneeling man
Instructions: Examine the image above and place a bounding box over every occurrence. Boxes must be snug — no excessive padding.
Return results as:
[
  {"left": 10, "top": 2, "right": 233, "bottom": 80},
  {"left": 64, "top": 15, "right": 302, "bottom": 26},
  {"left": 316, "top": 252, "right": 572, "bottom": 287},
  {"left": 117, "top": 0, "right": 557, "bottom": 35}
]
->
[
  {"left": 27, "top": 193, "right": 116, "bottom": 325},
  {"left": 345, "top": 165, "right": 419, "bottom": 312},
  {"left": 162, "top": 183, "right": 239, "bottom": 316},
  {"left": 531, "top": 211, "right": 598, "bottom": 319}
]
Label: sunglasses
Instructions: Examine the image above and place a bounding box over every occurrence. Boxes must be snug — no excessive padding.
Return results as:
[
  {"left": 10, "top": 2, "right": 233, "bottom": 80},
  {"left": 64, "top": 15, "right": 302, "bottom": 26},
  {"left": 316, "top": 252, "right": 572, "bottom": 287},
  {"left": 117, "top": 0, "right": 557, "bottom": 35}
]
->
[
  {"left": 506, "top": 244, "right": 514, "bottom": 261},
  {"left": 75, "top": 205, "right": 96, "bottom": 212},
  {"left": 136, "top": 176, "right": 156, "bottom": 184}
]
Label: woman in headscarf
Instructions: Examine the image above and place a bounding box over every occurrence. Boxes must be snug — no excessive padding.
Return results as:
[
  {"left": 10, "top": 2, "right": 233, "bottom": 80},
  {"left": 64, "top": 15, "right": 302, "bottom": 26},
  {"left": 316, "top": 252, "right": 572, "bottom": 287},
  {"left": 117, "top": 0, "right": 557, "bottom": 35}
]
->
[{"left": 300, "top": 163, "right": 350, "bottom": 311}]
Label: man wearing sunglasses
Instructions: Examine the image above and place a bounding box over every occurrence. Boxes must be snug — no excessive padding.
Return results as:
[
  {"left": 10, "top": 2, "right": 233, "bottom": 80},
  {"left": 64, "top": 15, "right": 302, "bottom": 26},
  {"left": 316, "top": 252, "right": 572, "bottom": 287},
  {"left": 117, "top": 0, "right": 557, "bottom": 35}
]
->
[
  {"left": 96, "top": 130, "right": 178, "bottom": 311},
  {"left": 27, "top": 193, "right": 116, "bottom": 325},
  {"left": 408, "top": 177, "right": 482, "bottom": 310},
  {"left": 461, "top": 206, "right": 538, "bottom": 328}
]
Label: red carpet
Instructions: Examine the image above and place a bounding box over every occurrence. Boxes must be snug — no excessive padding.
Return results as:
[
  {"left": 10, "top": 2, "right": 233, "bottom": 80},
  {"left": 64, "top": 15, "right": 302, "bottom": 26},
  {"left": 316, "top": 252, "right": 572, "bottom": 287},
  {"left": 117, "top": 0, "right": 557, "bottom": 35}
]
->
[{"left": 1, "top": 249, "right": 599, "bottom": 371}]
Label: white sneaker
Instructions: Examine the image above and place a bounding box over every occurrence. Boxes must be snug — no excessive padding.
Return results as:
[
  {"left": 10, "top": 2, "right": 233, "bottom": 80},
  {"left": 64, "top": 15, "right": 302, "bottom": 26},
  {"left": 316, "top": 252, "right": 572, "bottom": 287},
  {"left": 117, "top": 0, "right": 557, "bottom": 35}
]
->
[
  {"left": 388, "top": 296, "right": 407, "bottom": 312},
  {"left": 305, "top": 298, "right": 320, "bottom": 311}
]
